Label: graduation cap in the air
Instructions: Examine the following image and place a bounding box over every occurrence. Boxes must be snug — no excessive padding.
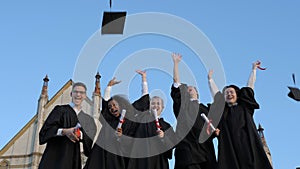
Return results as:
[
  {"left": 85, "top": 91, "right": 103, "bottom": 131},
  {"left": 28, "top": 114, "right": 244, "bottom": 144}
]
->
[
  {"left": 101, "top": 0, "right": 126, "bottom": 34},
  {"left": 287, "top": 73, "right": 300, "bottom": 101}
]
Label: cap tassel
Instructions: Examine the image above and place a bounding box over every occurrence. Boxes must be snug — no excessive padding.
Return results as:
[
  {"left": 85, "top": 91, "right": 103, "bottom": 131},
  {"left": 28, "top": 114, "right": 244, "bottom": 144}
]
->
[{"left": 292, "top": 73, "right": 296, "bottom": 86}]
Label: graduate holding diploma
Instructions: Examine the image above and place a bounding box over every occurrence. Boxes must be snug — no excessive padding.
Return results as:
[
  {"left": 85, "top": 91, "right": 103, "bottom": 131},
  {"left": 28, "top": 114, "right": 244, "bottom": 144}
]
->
[{"left": 208, "top": 61, "right": 273, "bottom": 169}]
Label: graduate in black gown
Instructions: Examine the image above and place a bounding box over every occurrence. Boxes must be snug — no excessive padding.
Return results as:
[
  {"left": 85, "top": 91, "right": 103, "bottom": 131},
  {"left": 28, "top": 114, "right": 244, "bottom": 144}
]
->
[
  {"left": 171, "top": 53, "right": 217, "bottom": 169},
  {"left": 208, "top": 61, "right": 273, "bottom": 169},
  {"left": 83, "top": 77, "right": 149, "bottom": 169},
  {"left": 127, "top": 70, "right": 175, "bottom": 169},
  {"left": 38, "top": 82, "right": 96, "bottom": 169}
]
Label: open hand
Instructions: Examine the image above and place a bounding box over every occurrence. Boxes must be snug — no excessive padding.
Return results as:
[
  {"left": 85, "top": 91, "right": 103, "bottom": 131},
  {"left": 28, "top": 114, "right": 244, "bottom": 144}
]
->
[{"left": 108, "top": 77, "right": 121, "bottom": 86}]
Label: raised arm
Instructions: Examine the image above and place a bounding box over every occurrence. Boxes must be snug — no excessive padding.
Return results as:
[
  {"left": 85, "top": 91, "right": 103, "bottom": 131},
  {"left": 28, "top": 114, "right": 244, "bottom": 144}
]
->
[
  {"left": 136, "top": 70, "right": 148, "bottom": 96},
  {"left": 103, "top": 77, "right": 121, "bottom": 101},
  {"left": 208, "top": 69, "right": 220, "bottom": 98},
  {"left": 247, "top": 61, "right": 260, "bottom": 89},
  {"left": 172, "top": 53, "right": 182, "bottom": 85}
]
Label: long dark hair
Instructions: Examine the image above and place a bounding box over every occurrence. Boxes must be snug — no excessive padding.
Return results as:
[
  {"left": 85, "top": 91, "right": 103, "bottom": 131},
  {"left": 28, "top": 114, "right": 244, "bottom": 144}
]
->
[
  {"left": 222, "top": 85, "right": 240, "bottom": 120},
  {"left": 222, "top": 84, "right": 240, "bottom": 98},
  {"left": 108, "top": 95, "right": 136, "bottom": 119}
]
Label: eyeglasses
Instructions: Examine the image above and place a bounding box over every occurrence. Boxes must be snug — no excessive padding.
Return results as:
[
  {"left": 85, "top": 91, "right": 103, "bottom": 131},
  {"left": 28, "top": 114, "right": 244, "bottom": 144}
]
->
[{"left": 72, "top": 90, "right": 86, "bottom": 95}]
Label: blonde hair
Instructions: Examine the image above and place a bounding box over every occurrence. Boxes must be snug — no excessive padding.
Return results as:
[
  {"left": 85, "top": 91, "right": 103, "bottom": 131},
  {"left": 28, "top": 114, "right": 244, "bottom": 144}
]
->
[{"left": 151, "top": 96, "right": 165, "bottom": 109}]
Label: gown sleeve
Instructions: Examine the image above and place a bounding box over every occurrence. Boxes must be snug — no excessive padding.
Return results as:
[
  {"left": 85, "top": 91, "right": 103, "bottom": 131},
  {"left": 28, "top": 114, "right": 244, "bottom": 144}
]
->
[
  {"left": 100, "top": 99, "right": 115, "bottom": 123},
  {"left": 171, "top": 84, "right": 191, "bottom": 118},
  {"left": 170, "top": 85, "right": 181, "bottom": 118},
  {"left": 239, "top": 87, "right": 259, "bottom": 113},
  {"left": 39, "top": 105, "right": 63, "bottom": 145},
  {"left": 132, "top": 94, "right": 150, "bottom": 112},
  {"left": 171, "top": 83, "right": 196, "bottom": 122}
]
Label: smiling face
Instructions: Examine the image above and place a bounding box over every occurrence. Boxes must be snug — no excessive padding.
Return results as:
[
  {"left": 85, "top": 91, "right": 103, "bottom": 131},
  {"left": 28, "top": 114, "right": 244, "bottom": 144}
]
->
[
  {"left": 71, "top": 85, "right": 86, "bottom": 107},
  {"left": 108, "top": 99, "right": 120, "bottom": 117},
  {"left": 224, "top": 87, "right": 238, "bottom": 105},
  {"left": 150, "top": 97, "right": 164, "bottom": 116}
]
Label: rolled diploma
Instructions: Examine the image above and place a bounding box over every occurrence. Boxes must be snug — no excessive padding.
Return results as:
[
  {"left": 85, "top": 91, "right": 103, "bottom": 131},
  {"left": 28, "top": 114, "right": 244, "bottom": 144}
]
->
[
  {"left": 117, "top": 109, "right": 126, "bottom": 129},
  {"left": 152, "top": 109, "right": 161, "bottom": 131},
  {"left": 200, "top": 113, "right": 216, "bottom": 131}
]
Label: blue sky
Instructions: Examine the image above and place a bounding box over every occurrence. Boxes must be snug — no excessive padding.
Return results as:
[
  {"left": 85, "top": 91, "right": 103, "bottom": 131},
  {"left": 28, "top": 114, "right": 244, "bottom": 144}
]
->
[{"left": 1, "top": 1, "right": 300, "bottom": 169}]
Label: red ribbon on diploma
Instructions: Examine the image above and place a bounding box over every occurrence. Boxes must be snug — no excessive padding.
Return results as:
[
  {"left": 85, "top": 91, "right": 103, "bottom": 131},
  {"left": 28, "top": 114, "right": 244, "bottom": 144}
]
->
[
  {"left": 119, "top": 119, "right": 125, "bottom": 124},
  {"left": 117, "top": 109, "right": 126, "bottom": 130},
  {"left": 74, "top": 123, "right": 81, "bottom": 138},
  {"left": 155, "top": 120, "right": 162, "bottom": 131},
  {"left": 75, "top": 128, "right": 81, "bottom": 138},
  {"left": 152, "top": 109, "right": 161, "bottom": 131},
  {"left": 256, "top": 60, "right": 266, "bottom": 70}
]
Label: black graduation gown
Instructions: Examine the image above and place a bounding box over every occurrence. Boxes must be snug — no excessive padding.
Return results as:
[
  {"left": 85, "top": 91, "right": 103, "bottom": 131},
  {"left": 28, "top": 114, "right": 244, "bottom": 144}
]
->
[
  {"left": 127, "top": 112, "right": 175, "bottom": 169},
  {"left": 216, "top": 87, "right": 273, "bottom": 169},
  {"left": 83, "top": 94, "right": 149, "bottom": 169},
  {"left": 171, "top": 84, "right": 217, "bottom": 169},
  {"left": 38, "top": 105, "right": 96, "bottom": 169}
]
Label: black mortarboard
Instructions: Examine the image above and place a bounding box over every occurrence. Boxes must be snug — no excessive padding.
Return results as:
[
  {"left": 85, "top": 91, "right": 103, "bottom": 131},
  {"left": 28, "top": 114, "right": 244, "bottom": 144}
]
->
[
  {"left": 288, "top": 73, "right": 300, "bottom": 101},
  {"left": 101, "top": 11, "right": 126, "bottom": 34},
  {"left": 288, "top": 86, "right": 300, "bottom": 101}
]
